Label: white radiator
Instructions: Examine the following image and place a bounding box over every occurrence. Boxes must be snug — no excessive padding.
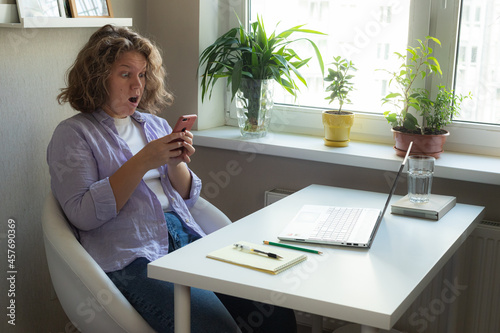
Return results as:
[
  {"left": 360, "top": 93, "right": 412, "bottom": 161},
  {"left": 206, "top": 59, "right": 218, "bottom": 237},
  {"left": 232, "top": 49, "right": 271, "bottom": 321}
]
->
[
  {"left": 264, "top": 189, "right": 500, "bottom": 332},
  {"left": 461, "top": 221, "right": 500, "bottom": 333},
  {"left": 395, "top": 220, "right": 500, "bottom": 333},
  {"left": 264, "top": 188, "right": 296, "bottom": 206}
]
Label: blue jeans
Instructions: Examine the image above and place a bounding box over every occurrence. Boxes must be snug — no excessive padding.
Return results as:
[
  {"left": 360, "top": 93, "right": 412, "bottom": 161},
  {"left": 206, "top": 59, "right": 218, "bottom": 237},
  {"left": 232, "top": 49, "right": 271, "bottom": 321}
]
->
[
  {"left": 164, "top": 211, "right": 202, "bottom": 252},
  {"left": 107, "top": 212, "right": 297, "bottom": 333}
]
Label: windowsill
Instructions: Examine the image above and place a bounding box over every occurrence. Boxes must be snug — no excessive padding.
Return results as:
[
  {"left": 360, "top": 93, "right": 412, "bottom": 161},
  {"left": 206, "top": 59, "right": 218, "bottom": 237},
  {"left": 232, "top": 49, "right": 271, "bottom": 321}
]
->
[{"left": 193, "top": 126, "right": 500, "bottom": 186}]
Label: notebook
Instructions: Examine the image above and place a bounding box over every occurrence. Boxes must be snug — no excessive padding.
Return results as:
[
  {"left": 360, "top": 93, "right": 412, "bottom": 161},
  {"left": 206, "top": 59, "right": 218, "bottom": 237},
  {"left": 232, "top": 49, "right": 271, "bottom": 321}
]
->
[
  {"left": 206, "top": 240, "right": 307, "bottom": 275},
  {"left": 278, "top": 143, "right": 413, "bottom": 249}
]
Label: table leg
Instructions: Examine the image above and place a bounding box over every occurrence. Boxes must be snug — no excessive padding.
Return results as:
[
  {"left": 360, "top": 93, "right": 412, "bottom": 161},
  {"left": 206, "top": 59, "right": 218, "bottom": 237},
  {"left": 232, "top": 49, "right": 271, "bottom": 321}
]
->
[
  {"left": 311, "top": 314, "right": 323, "bottom": 333},
  {"left": 360, "top": 325, "right": 379, "bottom": 333},
  {"left": 174, "top": 284, "right": 191, "bottom": 333}
]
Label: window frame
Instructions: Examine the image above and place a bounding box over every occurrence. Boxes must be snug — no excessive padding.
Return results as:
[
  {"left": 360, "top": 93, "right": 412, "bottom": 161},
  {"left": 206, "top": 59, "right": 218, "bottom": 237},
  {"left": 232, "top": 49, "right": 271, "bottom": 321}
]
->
[{"left": 221, "top": 0, "right": 500, "bottom": 157}]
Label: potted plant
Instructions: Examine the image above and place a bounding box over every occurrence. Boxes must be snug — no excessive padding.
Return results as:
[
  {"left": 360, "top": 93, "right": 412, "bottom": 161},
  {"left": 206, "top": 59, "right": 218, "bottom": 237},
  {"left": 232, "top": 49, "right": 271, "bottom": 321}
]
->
[
  {"left": 381, "top": 36, "right": 450, "bottom": 157},
  {"left": 382, "top": 37, "right": 442, "bottom": 132},
  {"left": 390, "top": 85, "right": 471, "bottom": 157},
  {"left": 322, "top": 56, "right": 357, "bottom": 147},
  {"left": 415, "top": 85, "right": 471, "bottom": 134},
  {"left": 198, "top": 15, "right": 325, "bottom": 138}
]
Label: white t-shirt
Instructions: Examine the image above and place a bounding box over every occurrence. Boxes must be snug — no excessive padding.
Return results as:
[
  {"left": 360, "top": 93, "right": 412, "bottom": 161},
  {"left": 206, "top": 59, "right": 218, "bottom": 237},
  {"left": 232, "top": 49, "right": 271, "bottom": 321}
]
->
[{"left": 114, "top": 116, "right": 170, "bottom": 210}]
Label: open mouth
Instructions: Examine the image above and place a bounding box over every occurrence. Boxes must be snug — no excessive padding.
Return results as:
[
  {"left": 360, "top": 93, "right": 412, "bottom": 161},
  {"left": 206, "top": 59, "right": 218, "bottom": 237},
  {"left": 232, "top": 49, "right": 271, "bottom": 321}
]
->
[{"left": 129, "top": 96, "right": 138, "bottom": 103}]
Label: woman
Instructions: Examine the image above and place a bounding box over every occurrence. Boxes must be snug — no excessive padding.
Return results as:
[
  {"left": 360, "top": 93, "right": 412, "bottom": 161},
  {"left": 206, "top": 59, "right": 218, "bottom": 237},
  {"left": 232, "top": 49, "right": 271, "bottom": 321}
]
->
[{"left": 47, "top": 25, "right": 296, "bottom": 333}]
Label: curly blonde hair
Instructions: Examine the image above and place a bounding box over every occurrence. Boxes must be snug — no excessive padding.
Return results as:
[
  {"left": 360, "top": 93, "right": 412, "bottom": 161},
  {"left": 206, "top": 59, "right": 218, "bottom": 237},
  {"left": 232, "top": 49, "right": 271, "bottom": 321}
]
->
[{"left": 57, "top": 24, "right": 173, "bottom": 114}]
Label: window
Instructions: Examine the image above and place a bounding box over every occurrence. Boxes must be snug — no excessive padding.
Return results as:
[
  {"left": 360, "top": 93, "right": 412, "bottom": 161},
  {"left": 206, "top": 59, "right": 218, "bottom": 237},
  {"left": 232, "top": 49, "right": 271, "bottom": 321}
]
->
[
  {"left": 475, "top": 6, "right": 481, "bottom": 22},
  {"left": 380, "top": 5, "right": 392, "bottom": 23},
  {"left": 249, "top": 0, "right": 410, "bottom": 113},
  {"left": 220, "top": 0, "right": 500, "bottom": 156},
  {"left": 454, "top": 0, "right": 500, "bottom": 125}
]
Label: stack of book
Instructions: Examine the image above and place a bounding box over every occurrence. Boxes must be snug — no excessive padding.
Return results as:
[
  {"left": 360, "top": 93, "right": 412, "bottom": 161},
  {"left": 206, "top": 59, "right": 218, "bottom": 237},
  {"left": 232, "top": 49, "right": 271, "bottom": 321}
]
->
[{"left": 391, "top": 194, "right": 456, "bottom": 220}]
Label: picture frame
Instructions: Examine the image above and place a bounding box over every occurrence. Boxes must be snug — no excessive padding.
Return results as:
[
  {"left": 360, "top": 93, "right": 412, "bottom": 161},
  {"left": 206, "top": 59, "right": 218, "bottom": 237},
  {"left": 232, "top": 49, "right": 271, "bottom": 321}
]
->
[
  {"left": 17, "top": 0, "right": 66, "bottom": 18},
  {"left": 68, "top": 0, "right": 113, "bottom": 18}
]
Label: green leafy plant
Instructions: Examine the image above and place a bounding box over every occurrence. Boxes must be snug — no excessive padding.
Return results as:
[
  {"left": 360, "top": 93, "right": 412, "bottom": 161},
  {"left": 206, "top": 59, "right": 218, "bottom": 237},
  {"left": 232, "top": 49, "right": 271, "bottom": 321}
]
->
[
  {"left": 413, "top": 86, "right": 471, "bottom": 134},
  {"left": 381, "top": 36, "right": 442, "bottom": 132},
  {"left": 324, "top": 56, "right": 357, "bottom": 114},
  {"left": 198, "top": 15, "right": 325, "bottom": 102}
]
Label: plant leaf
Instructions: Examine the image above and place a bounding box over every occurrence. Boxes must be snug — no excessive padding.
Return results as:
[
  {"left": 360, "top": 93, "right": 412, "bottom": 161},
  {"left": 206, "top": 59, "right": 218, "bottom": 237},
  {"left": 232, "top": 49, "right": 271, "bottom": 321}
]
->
[{"left": 231, "top": 60, "right": 243, "bottom": 100}]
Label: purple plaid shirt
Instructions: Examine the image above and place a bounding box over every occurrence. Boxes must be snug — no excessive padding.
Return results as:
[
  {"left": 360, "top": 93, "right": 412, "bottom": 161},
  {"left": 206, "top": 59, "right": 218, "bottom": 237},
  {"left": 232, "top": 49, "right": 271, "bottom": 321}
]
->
[{"left": 47, "top": 109, "right": 204, "bottom": 272}]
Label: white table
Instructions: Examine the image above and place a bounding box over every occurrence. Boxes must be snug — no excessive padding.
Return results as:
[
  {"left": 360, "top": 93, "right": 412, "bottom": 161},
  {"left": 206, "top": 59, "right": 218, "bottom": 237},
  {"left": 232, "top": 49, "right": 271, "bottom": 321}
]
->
[{"left": 148, "top": 185, "right": 484, "bottom": 333}]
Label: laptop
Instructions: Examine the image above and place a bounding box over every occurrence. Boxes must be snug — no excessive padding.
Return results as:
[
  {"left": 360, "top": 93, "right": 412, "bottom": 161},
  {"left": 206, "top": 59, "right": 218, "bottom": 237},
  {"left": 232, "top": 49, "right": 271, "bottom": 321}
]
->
[{"left": 278, "top": 143, "right": 413, "bottom": 249}]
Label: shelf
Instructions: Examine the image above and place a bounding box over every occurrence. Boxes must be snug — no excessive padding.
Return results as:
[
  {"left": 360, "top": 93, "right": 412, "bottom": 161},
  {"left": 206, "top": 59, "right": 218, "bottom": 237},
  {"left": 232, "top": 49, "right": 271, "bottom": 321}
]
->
[{"left": 0, "top": 17, "right": 132, "bottom": 28}]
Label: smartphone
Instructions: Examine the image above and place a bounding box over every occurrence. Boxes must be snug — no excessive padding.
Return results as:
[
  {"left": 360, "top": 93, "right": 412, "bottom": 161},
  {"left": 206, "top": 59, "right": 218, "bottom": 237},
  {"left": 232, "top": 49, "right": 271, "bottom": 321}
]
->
[
  {"left": 171, "top": 115, "right": 197, "bottom": 148},
  {"left": 172, "top": 114, "right": 197, "bottom": 133}
]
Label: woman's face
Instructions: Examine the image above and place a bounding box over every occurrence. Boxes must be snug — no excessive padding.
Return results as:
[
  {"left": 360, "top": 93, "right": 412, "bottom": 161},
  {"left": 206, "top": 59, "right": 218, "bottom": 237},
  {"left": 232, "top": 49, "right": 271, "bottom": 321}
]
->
[{"left": 103, "top": 51, "right": 147, "bottom": 118}]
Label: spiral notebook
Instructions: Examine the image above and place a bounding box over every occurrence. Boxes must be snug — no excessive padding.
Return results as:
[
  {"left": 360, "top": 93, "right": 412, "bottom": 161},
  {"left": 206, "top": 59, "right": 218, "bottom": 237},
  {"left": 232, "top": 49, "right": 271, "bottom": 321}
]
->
[{"left": 206, "top": 241, "right": 307, "bottom": 275}]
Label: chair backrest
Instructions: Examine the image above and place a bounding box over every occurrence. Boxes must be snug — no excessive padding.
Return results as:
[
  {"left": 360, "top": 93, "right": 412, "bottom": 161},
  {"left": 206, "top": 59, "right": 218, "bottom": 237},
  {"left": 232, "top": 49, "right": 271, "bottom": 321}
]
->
[
  {"left": 42, "top": 193, "right": 232, "bottom": 333},
  {"left": 189, "top": 196, "right": 232, "bottom": 234}
]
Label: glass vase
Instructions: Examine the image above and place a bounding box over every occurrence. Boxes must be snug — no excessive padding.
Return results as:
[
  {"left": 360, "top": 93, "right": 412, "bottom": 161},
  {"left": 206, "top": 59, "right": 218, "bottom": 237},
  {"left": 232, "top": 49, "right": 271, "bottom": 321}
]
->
[{"left": 235, "top": 78, "right": 274, "bottom": 138}]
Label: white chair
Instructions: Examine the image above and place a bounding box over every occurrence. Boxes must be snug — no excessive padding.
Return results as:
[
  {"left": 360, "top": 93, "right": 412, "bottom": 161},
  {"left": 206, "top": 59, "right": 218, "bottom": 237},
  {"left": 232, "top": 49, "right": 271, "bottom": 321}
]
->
[{"left": 42, "top": 192, "right": 232, "bottom": 333}]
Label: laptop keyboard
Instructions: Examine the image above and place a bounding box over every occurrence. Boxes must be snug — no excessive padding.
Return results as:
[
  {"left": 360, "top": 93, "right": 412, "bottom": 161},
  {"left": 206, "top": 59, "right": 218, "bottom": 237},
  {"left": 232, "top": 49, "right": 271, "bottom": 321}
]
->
[{"left": 309, "top": 207, "right": 362, "bottom": 242}]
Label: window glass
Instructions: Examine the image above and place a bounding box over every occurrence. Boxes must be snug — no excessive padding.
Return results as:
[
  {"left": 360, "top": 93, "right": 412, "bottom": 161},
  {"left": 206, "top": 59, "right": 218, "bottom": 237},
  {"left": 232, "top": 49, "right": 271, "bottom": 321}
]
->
[
  {"left": 250, "top": 0, "right": 411, "bottom": 114},
  {"left": 454, "top": 0, "right": 500, "bottom": 124}
]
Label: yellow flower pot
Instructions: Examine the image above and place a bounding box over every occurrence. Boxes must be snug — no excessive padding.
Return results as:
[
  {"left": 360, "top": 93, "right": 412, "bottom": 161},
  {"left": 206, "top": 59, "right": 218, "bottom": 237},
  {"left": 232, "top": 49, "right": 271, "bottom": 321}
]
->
[{"left": 322, "top": 111, "right": 355, "bottom": 147}]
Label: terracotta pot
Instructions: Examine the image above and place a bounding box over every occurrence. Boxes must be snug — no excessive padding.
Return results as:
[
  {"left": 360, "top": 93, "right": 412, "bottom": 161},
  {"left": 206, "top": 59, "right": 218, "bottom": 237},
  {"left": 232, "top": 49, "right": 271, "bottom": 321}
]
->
[
  {"left": 392, "top": 129, "right": 449, "bottom": 158},
  {"left": 322, "top": 111, "right": 355, "bottom": 147}
]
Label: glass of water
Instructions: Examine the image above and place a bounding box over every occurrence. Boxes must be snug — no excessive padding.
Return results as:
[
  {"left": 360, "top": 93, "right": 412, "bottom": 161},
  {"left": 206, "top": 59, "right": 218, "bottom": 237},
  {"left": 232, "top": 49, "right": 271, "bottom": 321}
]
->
[{"left": 407, "top": 155, "right": 435, "bottom": 203}]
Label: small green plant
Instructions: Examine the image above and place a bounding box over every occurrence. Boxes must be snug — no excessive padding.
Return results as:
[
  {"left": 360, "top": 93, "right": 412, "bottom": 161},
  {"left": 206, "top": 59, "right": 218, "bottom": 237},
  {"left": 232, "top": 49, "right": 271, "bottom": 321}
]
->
[
  {"left": 381, "top": 36, "right": 442, "bottom": 132},
  {"left": 198, "top": 15, "right": 325, "bottom": 102},
  {"left": 324, "top": 56, "right": 357, "bottom": 113},
  {"left": 414, "top": 86, "right": 471, "bottom": 134}
]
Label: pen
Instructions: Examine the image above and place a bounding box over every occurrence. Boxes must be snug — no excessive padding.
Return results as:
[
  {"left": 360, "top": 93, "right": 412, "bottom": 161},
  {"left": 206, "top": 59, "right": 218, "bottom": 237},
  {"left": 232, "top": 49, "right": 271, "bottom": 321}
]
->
[
  {"left": 263, "top": 241, "right": 323, "bottom": 255},
  {"left": 234, "top": 243, "right": 283, "bottom": 259}
]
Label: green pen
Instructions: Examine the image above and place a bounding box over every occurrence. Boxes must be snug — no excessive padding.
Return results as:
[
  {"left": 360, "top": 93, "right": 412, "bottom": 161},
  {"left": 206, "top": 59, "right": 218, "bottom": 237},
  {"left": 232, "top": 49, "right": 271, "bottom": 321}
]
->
[{"left": 263, "top": 241, "right": 323, "bottom": 255}]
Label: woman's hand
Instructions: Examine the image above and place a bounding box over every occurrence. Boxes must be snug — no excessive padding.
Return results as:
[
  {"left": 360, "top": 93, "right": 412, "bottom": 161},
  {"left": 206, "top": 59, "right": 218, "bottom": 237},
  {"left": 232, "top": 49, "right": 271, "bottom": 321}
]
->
[
  {"left": 110, "top": 131, "right": 196, "bottom": 210},
  {"left": 138, "top": 130, "right": 195, "bottom": 199},
  {"left": 136, "top": 131, "right": 195, "bottom": 173},
  {"left": 167, "top": 130, "right": 195, "bottom": 165}
]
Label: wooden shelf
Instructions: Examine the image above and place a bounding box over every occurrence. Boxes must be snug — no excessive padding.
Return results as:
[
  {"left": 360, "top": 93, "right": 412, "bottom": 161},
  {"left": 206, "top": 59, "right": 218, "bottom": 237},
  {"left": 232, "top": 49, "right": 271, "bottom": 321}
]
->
[{"left": 0, "top": 17, "right": 132, "bottom": 28}]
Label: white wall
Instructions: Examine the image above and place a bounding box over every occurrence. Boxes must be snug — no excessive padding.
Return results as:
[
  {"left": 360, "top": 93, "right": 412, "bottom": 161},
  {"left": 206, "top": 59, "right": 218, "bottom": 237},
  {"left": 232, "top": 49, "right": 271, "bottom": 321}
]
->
[
  {"left": 0, "top": 1, "right": 147, "bottom": 332},
  {"left": 146, "top": 0, "right": 227, "bottom": 129},
  {"left": 1, "top": 27, "right": 83, "bottom": 333},
  {"left": 189, "top": 146, "right": 500, "bottom": 223},
  {"left": 146, "top": 0, "right": 201, "bottom": 126}
]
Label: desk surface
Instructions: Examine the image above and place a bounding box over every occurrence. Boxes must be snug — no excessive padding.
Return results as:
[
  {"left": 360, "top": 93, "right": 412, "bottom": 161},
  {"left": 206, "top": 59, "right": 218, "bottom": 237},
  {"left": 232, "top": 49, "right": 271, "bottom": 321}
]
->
[{"left": 148, "top": 185, "right": 484, "bottom": 329}]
